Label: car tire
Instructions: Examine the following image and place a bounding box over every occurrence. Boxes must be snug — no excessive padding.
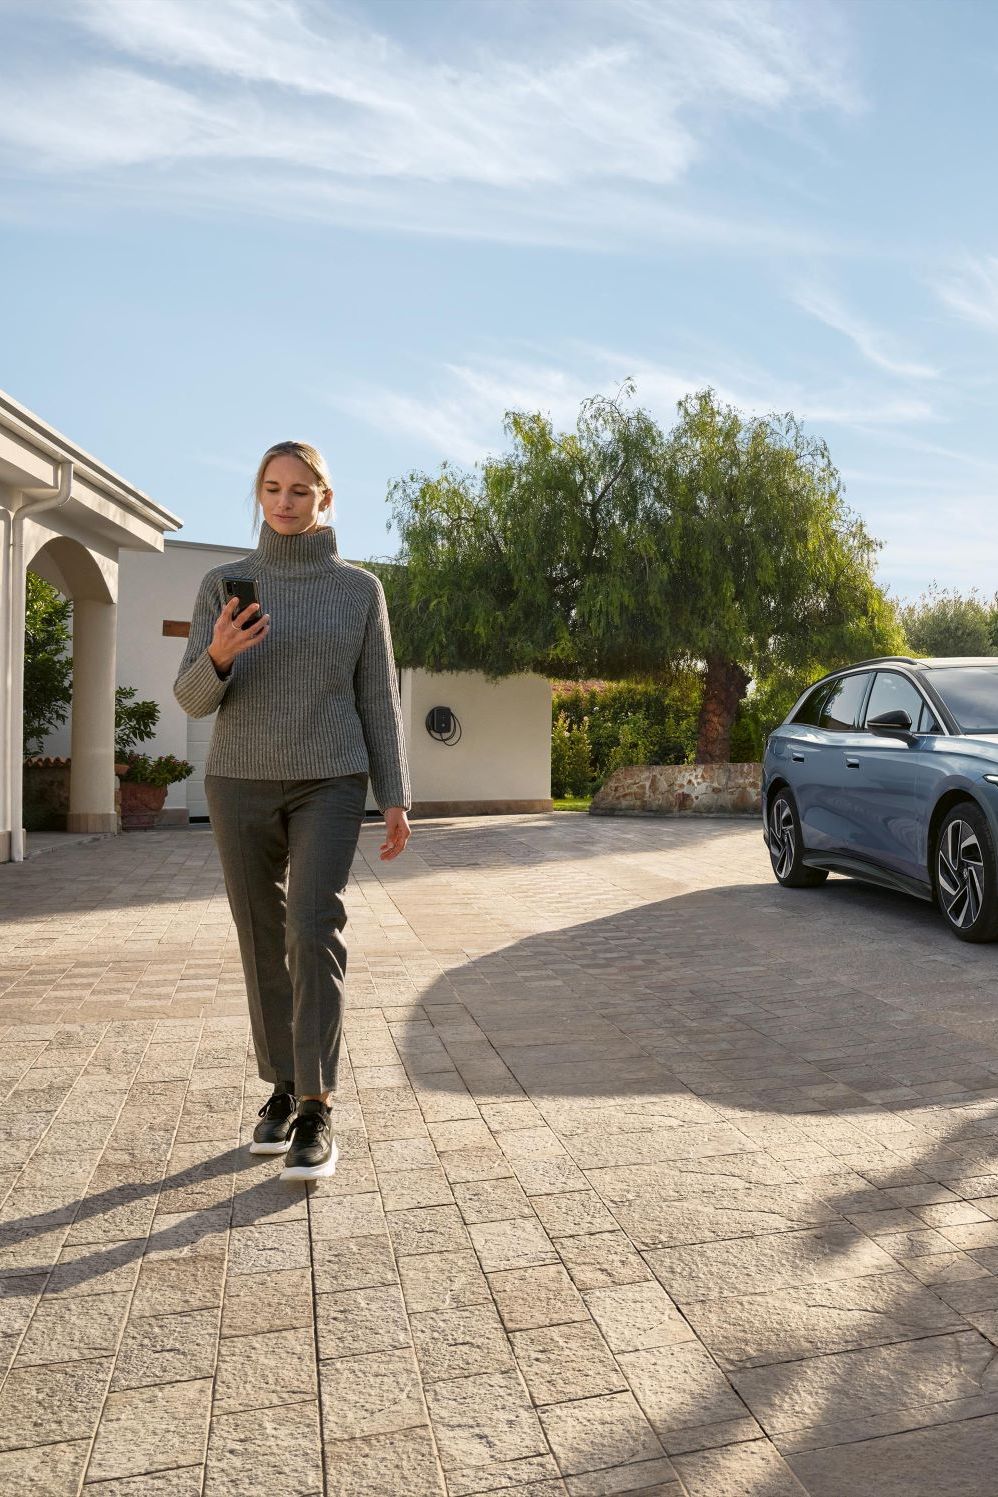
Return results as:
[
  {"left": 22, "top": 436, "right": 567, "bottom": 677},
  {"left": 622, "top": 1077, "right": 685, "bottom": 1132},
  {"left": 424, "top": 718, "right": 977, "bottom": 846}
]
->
[
  {"left": 767, "top": 789, "right": 828, "bottom": 889},
  {"left": 934, "top": 802, "right": 998, "bottom": 943}
]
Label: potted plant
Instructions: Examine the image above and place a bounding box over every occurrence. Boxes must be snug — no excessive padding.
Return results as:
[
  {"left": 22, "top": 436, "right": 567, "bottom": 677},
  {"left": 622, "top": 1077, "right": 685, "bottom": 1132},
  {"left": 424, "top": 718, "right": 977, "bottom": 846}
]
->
[
  {"left": 118, "top": 753, "right": 194, "bottom": 830},
  {"left": 114, "top": 689, "right": 193, "bottom": 829}
]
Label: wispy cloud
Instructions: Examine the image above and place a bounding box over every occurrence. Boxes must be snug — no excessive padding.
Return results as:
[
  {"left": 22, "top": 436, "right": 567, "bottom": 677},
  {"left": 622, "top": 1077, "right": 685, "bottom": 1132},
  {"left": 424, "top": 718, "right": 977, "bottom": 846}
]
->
[
  {"left": 935, "top": 256, "right": 998, "bottom": 330},
  {"left": 329, "top": 357, "right": 601, "bottom": 467},
  {"left": 619, "top": 0, "right": 862, "bottom": 115},
  {"left": 793, "top": 283, "right": 938, "bottom": 378},
  {"left": 872, "top": 494, "right": 998, "bottom": 598},
  {"left": 326, "top": 345, "right": 935, "bottom": 469},
  {"left": 0, "top": 0, "right": 861, "bottom": 246}
]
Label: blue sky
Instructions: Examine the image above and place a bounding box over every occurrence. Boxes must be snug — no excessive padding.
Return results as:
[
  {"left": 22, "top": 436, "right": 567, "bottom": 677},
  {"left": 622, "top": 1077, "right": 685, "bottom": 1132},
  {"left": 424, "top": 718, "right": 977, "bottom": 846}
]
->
[{"left": 2, "top": 0, "right": 998, "bottom": 600}]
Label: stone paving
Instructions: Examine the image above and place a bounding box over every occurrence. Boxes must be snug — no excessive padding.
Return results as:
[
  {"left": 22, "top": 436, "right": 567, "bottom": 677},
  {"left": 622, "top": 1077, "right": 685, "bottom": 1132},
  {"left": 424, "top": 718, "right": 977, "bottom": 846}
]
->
[{"left": 4, "top": 813, "right": 998, "bottom": 1493}]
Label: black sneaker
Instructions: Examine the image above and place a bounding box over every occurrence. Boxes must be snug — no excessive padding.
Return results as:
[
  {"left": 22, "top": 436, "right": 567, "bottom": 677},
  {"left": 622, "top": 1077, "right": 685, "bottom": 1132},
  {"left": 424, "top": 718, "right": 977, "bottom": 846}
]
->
[
  {"left": 280, "top": 1099, "right": 338, "bottom": 1181},
  {"left": 250, "top": 1090, "right": 297, "bottom": 1155}
]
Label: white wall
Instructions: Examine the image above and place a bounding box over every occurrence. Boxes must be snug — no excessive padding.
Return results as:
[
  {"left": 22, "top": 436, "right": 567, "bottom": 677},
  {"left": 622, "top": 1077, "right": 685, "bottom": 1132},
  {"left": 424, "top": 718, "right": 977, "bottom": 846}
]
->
[
  {"left": 403, "top": 669, "right": 551, "bottom": 807},
  {"left": 42, "top": 539, "right": 551, "bottom": 816},
  {"left": 38, "top": 543, "right": 212, "bottom": 787},
  {"left": 117, "top": 540, "right": 251, "bottom": 810}
]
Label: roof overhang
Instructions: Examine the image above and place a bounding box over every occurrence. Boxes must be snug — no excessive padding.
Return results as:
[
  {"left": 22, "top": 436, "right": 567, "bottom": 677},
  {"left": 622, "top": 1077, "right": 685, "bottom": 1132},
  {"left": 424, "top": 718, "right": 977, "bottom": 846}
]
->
[{"left": 0, "top": 389, "right": 183, "bottom": 552}]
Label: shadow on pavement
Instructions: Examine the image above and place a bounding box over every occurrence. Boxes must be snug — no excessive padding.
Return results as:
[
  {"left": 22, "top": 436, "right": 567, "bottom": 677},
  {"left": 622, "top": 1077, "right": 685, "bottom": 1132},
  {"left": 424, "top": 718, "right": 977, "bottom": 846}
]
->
[
  {"left": 399, "top": 875, "right": 998, "bottom": 1490},
  {"left": 0, "top": 1145, "right": 309, "bottom": 1298}
]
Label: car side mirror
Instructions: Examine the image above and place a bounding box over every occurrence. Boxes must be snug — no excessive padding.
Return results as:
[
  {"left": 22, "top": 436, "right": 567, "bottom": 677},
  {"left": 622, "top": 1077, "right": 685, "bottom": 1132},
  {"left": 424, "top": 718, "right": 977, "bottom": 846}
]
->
[{"left": 868, "top": 709, "right": 913, "bottom": 738}]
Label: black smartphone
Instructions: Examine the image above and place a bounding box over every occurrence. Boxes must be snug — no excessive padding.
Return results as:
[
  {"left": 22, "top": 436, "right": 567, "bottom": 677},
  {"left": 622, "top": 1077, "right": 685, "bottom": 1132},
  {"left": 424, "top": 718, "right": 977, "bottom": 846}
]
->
[{"left": 223, "top": 577, "right": 261, "bottom": 629}]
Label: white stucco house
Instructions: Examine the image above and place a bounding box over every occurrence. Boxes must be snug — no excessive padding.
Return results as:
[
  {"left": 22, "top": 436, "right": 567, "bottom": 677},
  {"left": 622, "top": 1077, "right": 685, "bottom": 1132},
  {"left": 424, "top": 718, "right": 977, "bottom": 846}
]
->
[
  {"left": 4, "top": 389, "right": 551, "bottom": 861},
  {"left": 107, "top": 538, "right": 553, "bottom": 823},
  {"left": 0, "top": 390, "right": 181, "bottom": 862}
]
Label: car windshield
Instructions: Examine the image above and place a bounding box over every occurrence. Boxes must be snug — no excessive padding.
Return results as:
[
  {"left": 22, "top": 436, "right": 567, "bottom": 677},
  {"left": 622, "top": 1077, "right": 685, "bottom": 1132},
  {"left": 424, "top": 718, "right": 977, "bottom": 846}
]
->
[{"left": 928, "top": 665, "right": 998, "bottom": 733}]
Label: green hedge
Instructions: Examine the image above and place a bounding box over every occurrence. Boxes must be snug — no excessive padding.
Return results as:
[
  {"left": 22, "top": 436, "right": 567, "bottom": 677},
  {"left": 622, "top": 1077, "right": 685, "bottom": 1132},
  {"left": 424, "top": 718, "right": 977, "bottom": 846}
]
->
[
  {"left": 551, "top": 677, "right": 701, "bottom": 796},
  {"left": 550, "top": 672, "right": 805, "bottom": 796}
]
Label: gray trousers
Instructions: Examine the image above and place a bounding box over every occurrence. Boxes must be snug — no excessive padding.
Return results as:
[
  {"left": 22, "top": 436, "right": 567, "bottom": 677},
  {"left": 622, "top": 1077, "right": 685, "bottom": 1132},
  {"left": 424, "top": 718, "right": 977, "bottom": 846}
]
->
[{"left": 204, "top": 773, "right": 368, "bottom": 1096}]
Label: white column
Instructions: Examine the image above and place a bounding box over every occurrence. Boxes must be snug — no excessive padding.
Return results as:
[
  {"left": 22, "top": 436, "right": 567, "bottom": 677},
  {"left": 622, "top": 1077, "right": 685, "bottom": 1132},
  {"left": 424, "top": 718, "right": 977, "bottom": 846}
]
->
[
  {"left": 0, "top": 505, "right": 11, "bottom": 862},
  {"left": 68, "top": 596, "right": 118, "bottom": 834}
]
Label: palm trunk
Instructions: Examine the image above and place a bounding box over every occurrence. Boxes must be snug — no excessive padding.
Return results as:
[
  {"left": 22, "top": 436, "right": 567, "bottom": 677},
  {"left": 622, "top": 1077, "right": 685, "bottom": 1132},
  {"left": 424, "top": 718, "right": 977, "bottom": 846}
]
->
[{"left": 696, "top": 655, "right": 750, "bottom": 764}]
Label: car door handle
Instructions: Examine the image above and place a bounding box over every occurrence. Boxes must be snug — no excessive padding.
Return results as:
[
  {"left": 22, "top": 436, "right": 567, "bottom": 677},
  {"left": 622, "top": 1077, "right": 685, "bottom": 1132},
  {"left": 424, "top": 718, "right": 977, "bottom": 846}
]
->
[
  {"left": 846, "top": 756, "right": 860, "bottom": 768},
  {"left": 791, "top": 751, "right": 805, "bottom": 762}
]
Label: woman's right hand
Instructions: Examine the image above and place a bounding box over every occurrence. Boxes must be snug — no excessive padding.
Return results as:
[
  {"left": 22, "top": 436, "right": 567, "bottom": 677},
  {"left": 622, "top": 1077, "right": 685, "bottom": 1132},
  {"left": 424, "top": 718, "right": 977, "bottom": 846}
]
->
[{"left": 208, "top": 597, "right": 270, "bottom": 675}]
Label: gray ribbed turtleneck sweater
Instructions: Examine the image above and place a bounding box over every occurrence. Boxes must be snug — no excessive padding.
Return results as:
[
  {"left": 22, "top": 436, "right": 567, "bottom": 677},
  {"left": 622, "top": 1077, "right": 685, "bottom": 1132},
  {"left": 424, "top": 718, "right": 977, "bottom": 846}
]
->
[{"left": 173, "top": 522, "right": 410, "bottom": 811}]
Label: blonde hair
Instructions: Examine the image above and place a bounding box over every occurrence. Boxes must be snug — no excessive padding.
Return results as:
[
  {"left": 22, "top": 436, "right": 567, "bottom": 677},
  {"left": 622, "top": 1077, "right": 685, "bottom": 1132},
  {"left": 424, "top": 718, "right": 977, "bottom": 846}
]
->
[{"left": 252, "top": 440, "right": 333, "bottom": 532}]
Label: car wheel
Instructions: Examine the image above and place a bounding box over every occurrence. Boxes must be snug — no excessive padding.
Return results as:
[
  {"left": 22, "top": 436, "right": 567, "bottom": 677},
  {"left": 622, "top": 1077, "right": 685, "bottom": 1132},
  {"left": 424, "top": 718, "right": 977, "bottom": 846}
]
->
[
  {"left": 768, "top": 789, "right": 828, "bottom": 889},
  {"left": 935, "top": 803, "right": 998, "bottom": 943}
]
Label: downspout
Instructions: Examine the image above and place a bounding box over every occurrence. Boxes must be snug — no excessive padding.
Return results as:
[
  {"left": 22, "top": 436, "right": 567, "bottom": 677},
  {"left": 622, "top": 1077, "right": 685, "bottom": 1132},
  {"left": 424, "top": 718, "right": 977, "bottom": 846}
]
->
[
  {"left": 5, "top": 461, "right": 73, "bottom": 862},
  {"left": 0, "top": 504, "right": 10, "bottom": 858}
]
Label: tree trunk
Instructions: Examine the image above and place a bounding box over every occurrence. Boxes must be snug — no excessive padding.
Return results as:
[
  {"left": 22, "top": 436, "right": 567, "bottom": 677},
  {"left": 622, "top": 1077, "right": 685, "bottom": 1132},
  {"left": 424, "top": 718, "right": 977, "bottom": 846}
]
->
[{"left": 696, "top": 655, "right": 750, "bottom": 764}]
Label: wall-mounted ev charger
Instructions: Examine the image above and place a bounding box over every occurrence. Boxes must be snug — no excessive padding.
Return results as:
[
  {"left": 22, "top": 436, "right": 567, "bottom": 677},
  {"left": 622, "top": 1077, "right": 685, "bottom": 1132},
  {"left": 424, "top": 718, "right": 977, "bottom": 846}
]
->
[{"left": 425, "top": 705, "right": 462, "bottom": 745}]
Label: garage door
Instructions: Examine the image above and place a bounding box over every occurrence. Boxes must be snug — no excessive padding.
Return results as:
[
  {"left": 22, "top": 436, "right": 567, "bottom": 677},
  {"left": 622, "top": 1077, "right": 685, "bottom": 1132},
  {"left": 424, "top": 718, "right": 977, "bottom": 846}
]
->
[
  {"left": 186, "top": 713, "right": 215, "bottom": 819},
  {"left": 185, "top": 713, "right": 378, "bottom": 818}
]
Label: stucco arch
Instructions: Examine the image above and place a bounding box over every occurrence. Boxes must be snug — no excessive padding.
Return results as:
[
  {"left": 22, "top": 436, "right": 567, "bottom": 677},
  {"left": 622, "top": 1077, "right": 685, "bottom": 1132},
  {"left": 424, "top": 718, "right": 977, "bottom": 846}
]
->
[
  {"left": 27, "top": 534, "right": 116, "bottom": 604},
  {"left": 1, "top": 387, "right": 181, "bottom": 860}
]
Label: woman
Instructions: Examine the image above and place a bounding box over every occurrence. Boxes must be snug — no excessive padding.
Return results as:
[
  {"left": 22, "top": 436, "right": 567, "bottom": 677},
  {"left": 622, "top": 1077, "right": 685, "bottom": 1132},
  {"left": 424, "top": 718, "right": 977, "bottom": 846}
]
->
[{"left": 174, "top": 440, "right": 411, "bottom": 1180}]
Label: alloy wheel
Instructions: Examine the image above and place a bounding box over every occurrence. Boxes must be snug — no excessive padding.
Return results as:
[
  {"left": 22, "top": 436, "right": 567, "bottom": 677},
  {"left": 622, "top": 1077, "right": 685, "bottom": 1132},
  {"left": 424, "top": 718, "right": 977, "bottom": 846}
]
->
[
  {"left": 769, "top": 797, "right": 796, "bottom": 880},
  {"left": 937, "top": 819, "right": 985, "bottom": 930}
]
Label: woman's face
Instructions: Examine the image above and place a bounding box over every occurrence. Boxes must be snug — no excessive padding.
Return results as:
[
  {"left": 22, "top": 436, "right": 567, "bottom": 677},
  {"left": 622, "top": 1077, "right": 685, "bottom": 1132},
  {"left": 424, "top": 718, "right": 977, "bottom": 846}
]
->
[{"left": 259, "top": 455, "right": 332, "bottom": 535}]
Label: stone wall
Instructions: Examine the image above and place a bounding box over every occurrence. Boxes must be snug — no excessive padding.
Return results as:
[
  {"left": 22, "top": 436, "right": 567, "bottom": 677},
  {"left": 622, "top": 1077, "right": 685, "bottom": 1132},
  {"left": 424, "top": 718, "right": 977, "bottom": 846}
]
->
[
  {"left": 590, "top": 762, "right": 762, "bottom": 817},
  {"left": 22, "top": 758, "right": 71, "bottom": 832},
  {"left": 23, "top": 758, "right": 127, "bottom": 832}
]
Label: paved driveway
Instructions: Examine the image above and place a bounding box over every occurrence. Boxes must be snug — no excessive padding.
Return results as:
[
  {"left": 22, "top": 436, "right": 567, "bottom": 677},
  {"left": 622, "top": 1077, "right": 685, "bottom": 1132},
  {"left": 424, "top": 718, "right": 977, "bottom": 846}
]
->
[{"left": 2, "top": 813, "right": 998, "bottom": 1495}]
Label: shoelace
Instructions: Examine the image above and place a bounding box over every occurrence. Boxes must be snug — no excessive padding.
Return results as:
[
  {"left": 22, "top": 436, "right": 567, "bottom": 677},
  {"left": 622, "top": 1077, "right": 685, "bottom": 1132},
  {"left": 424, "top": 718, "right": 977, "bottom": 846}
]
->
[
  {"left": 287, "top": 1110, "right": 328, "bottom": 1146},
  {"left": 258, "top": 1092, "right": 295, "bottom": 1120}
]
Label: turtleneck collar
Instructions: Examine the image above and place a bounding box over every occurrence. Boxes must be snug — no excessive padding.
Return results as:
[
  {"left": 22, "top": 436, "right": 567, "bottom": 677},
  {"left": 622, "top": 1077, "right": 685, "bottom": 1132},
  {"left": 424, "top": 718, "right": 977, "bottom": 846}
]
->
[{"left": 253, "top": 520, "right": 340, "bottom": 572}]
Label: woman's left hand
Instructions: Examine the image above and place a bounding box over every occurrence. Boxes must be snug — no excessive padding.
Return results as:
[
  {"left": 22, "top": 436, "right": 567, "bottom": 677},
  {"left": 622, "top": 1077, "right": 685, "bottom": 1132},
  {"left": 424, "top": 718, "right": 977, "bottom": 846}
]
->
[{"left": 380, "top": 807, "right": 412, "bottom": 861}]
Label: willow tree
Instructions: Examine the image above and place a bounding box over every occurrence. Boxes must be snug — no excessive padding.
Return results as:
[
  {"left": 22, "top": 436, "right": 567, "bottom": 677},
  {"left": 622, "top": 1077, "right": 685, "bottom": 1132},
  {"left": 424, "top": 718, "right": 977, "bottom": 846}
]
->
[
  {"left": 377, "top": 386, "right": 903, "bottom": 764},
  {"left": 665, "top": 391, "right": 905, "bottom": 760},
  {"left": 379, "top": 386, "right": 681, "bottom": 682}
]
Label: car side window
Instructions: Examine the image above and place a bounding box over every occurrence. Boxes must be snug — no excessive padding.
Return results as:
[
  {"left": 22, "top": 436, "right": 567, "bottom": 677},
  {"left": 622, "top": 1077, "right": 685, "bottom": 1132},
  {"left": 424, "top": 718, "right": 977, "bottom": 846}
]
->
[
  {"left": 791, "top": 681, "right": 831, "bottom": 726},
  {"left": 917, "top": 700, "right": 941, "bottom": 734},
  {"left": 864, "top": 672, "right": 927, "bottom": 731},
  {"left": 819, "top": 673, "right": 872, "bottom": 731}
]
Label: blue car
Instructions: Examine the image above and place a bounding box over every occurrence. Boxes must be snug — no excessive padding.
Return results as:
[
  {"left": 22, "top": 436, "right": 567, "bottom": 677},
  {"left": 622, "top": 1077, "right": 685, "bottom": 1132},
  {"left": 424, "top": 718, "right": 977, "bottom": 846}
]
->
[{"left": 762, "top": 656, "right": 998, "bottom": 942}]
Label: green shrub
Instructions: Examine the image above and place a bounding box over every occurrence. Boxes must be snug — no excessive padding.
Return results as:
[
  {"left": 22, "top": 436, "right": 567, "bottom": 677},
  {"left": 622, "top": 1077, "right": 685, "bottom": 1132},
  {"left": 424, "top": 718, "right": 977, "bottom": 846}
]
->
[
  {"left": 121, "top": 753, "right": 194, "bottom": 788},
  {"left": 551, "top": 712, "right": 571, "bottom": 798},
  {"left": 115, "top": 687, "right": 160, "bottom": 757},
  {"left": 901, "top": 585, "right": 998, "bottom": 658},
  {"left": 606, "top": 713, "right": 654, "bottom": 775},
  {"left": 552, "top": 667, "right": 826, "bottom": 778},
  {"left": 553, "top": 676, "right": 701, "bottom": 786},
  {"left": 24, "top": 574, "right": 72, "bottom": 755},
  {"left": 565, "top": 715, "right": 593, "bottom": 796},
  {"left": 551, "top": 711, "right": 593, "bottom": 796},
  {"left": 729, "top": 704, "right": 763, "bottom": 763}
]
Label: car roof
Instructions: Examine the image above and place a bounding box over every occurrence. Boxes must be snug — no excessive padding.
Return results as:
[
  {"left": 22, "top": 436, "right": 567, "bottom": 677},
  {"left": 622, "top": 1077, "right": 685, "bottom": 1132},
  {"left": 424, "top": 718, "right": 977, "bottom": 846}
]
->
[
  {"left": 818, "top": 656, "right": 998, "bottom": 679},
  {"left": 916, "top": 657, "right": 998, "bottom": 669}
]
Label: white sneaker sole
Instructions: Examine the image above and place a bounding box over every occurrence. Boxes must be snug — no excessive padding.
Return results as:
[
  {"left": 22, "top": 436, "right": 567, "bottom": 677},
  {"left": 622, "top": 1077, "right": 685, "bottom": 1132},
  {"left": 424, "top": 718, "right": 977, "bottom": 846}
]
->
[
  {"left": 280, "top": 1141, "right": 338, "bottom": 1182},
  {"left": 249, "top": 1139, "right": 292, "bottom": 1155}
]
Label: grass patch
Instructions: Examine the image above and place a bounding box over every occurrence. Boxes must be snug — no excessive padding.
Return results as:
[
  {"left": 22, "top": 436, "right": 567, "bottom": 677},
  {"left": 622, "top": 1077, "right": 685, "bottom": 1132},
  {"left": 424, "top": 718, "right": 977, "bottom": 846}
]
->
[{"left": 553, "top": 796, "right": 592, "bottom": 812}]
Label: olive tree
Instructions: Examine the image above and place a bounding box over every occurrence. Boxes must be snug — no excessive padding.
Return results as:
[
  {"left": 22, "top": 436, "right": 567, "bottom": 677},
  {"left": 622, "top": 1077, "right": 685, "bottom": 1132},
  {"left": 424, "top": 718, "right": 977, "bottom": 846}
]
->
[{"left": 901, "top": 585, "right": 998, "bottom": 658}]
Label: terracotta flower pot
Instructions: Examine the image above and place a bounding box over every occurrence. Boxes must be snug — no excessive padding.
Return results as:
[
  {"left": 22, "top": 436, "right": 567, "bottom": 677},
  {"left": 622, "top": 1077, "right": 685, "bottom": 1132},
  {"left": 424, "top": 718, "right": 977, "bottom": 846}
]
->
[{"left": 119, "top": 780, "right": 168, "bottom": 830}]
